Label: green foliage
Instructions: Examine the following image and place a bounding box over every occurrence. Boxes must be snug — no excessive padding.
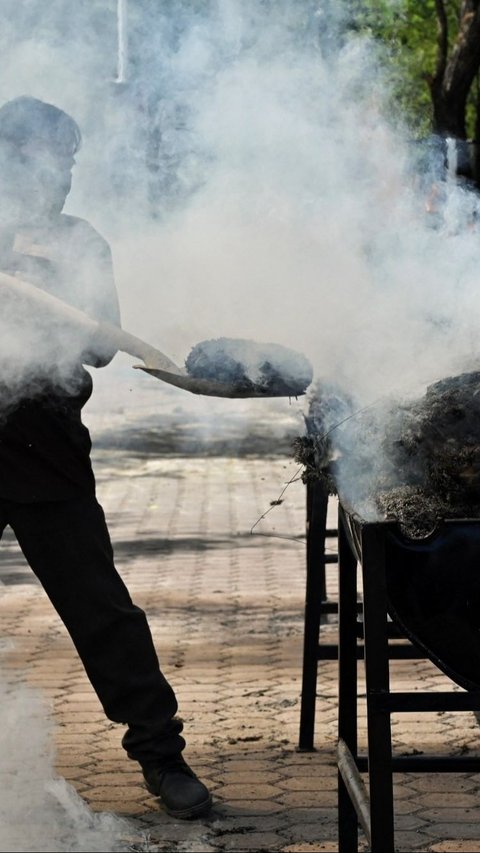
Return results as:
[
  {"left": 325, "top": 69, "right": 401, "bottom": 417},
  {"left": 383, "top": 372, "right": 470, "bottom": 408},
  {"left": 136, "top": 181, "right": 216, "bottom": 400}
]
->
[{"left": 349, "top": 0, "right": 479, "bottom": 138}]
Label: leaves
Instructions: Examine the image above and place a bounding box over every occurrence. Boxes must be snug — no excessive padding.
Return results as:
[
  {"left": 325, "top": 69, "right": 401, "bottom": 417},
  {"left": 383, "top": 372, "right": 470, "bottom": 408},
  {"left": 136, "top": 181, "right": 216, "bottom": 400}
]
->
[{"left": 350, "top": 0, "right": 480, "bottom": 137}]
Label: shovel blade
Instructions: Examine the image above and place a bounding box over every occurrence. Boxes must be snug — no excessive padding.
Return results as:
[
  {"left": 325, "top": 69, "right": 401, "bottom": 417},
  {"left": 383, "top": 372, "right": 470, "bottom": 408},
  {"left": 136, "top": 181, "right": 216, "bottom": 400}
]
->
[{"left": 134, "top": 365, "right": 304, "bottom": 398}]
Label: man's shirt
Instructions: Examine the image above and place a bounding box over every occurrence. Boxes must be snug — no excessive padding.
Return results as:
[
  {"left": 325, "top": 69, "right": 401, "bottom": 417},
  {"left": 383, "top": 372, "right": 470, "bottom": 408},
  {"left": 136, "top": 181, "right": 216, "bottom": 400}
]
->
[{"left": 0, "top": 214, "right": 120, "bottom": 502}]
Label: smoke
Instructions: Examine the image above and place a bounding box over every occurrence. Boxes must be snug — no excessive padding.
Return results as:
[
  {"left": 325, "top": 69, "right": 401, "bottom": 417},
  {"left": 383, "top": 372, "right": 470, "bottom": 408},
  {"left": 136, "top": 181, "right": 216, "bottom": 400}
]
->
[
  {"left": 0, "top": 2, "right": 478, "bottom": 506},
  {"left": 0, "top": 1, "right": 478, "bottom": 394},
  {"left": 77, "top": 0, "right": 480, "bottom": 401},
  {"left": 0, "top": 661, "right": 140, "bottom": 852}
]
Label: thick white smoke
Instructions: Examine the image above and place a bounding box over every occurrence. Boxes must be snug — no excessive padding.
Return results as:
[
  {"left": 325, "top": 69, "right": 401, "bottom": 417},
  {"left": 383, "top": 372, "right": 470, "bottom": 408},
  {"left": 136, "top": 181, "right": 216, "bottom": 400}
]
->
[
  {"left": 1, "top": 1, "right": 478, "bottom": 402},
  {"left": 80, "top": 1, "right": 480, "bottom": 402},
  {"left": 0, "top": 660, "right": 137, "bottom": 852}
]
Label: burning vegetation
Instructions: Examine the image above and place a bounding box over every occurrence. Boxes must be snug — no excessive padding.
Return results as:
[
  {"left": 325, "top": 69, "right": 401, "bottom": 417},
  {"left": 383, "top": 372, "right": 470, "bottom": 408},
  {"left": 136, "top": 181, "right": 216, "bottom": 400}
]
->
[
  {"left": 185, "top": 337, "right": 313, "bottom": 397},
  {"left": 294, "top": 371, "right": 480, "bottom": 538}
]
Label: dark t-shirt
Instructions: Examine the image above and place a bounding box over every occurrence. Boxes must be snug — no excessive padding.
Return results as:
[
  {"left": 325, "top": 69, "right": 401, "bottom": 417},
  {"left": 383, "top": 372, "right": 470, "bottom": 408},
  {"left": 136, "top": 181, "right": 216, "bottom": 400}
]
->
[{"left": 0, "top": 214, "right": 120, "bottom": 502}]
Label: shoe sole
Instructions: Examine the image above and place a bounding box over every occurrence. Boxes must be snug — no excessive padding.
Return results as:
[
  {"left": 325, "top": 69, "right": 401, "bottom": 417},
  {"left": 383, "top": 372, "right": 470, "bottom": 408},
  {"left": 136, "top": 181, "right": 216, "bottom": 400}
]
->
[
  {"left": 145, "top": 783, "right": 213, "bottom": 820},
  {"left": 165, "top": 793, "right": 213, "bottom": 820}
]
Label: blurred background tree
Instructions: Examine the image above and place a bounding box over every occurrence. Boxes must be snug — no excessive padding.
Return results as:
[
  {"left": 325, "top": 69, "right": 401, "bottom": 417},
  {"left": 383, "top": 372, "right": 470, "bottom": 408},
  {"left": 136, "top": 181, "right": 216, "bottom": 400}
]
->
[{"left": 350, "top": 1, "right": 480, "bottom": 182}]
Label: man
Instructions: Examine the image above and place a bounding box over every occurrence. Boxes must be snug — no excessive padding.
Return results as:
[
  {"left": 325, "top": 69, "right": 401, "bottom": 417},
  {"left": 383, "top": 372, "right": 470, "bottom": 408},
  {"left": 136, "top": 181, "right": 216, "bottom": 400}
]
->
[{"left": 0, "top": 95, "right": 211, "bottom": 820}]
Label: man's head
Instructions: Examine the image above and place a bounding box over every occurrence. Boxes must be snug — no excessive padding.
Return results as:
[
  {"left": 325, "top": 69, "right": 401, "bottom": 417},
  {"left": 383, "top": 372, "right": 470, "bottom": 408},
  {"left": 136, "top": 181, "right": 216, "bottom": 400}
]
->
[{"left": 0, "top": 96, "right": 81, "bottom": 225}]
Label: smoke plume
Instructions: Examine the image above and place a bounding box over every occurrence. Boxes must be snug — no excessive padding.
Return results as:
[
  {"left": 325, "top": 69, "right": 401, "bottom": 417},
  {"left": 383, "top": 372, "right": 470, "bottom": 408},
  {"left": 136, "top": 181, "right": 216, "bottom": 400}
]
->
[
  {"left": 1, "top": 3, "right": 479, "bottom": 402},
  {"left": 0, "top": 659, "right": 137, "bottom": 852}
]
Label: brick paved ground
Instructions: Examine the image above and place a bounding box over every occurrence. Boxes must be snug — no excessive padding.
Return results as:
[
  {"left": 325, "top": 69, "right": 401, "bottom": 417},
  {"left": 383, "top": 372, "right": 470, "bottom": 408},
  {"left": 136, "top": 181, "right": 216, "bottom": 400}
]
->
[{"left": 1, "top": 364, "right": 480, "bottom": 852}]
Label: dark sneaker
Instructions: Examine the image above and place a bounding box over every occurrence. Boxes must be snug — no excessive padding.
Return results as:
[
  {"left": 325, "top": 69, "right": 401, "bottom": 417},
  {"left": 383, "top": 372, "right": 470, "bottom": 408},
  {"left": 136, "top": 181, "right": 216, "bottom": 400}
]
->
[{"left": 142, "top": 755, "right": 212, "bottom": 819}]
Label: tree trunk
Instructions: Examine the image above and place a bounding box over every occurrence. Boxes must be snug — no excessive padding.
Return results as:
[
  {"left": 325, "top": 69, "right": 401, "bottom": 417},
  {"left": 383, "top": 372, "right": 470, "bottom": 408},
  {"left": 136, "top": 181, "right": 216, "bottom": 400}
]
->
[
  {"left": 430, "top": 1, "right": 480, "bottom": 140},
  {"left": 473, "top": 74, "right": 480, "bottom": 183}
]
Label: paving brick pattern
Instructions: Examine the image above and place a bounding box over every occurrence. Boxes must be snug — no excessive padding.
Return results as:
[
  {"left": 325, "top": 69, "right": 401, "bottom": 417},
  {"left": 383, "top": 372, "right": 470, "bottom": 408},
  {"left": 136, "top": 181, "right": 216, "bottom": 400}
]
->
[{"left": 1, "top": 376, "right": 480, "bottom": 851}]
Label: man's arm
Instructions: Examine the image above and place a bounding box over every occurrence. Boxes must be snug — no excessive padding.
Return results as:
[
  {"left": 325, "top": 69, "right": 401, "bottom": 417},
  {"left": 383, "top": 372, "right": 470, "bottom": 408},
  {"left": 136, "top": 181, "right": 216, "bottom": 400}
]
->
[{"left": 64, "top": 216, "right": 121, "bottom": 368}]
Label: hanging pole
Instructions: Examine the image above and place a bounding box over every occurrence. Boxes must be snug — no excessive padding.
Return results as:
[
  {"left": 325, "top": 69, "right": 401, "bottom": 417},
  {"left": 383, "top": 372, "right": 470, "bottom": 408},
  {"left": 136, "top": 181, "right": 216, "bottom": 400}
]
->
[
  {"left": 446, "top": 136, "right": 457, "bottom": 183},
  {"left": 115, "top": 0, "right": 129, "bottom": 84}
]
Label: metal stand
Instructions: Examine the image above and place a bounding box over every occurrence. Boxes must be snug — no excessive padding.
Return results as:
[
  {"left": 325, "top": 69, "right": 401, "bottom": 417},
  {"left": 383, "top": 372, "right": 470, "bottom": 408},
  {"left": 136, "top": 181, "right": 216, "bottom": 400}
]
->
[
  {"left": 298, "top": 480, "right": 338, "bottom": 751},
  {"left": 337, "top": 504, "right": 480, "bottom": 852}
]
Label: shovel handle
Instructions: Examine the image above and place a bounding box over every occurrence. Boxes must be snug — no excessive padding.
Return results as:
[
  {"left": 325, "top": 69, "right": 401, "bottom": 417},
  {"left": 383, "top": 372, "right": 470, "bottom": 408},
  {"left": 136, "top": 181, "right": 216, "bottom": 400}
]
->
[
  {"left": 0, "top": 270, "right": 181, "bottom": 372},
  {"left": 96, "top": 320, "right": 182, "bottom": 372}
]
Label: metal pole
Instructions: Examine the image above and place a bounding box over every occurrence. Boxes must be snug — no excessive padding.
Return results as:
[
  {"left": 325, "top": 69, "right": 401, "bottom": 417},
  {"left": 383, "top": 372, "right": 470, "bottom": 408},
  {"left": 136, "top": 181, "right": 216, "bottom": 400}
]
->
[
  {"left": 337, "top": 506, "right": 360, "bottom": 853},
  {"left": 337, "top": 738, "right": 371, "bottom": 844},
  {"left": 116, "top": 0, "right": 128, "bottom": 84}
]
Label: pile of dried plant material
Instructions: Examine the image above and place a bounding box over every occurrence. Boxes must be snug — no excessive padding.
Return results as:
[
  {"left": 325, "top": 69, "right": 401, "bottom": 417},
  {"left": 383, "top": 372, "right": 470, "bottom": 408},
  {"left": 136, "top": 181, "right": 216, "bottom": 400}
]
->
[
  {"left": 377, "top": 370, "right": 480, "bottom": 535},
  {"left": 292, "top": 381, "right": 355, "bottom": 494},
  {"left": 294, "top": 371, "right": 480, "bottom": 538},
  {"left": 185, "top": 337, "right": 313, "bottom": 397}
]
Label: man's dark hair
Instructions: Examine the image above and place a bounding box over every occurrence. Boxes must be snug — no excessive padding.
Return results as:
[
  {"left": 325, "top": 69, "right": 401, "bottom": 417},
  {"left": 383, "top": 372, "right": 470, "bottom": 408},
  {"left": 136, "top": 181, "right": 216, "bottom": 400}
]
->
[{"left": 0, "top": 96, "right": 81, "bottom": 156}]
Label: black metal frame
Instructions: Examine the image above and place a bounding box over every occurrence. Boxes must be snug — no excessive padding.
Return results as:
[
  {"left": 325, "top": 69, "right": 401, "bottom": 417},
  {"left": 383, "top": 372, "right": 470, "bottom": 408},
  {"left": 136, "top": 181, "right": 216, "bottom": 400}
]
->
[
  {"left": 298, "top": 480, "right": 338, "bottom": 751},
  {"left": 298, "top": 480, "right": 429, "bottom": 753},
  {"left": 337, "top": 504, "right": 480, "bottom": 852}
]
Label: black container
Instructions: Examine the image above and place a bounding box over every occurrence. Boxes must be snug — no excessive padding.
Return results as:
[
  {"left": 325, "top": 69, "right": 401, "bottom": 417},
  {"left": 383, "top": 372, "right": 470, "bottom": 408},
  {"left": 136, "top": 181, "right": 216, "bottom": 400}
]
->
[{"left": 343, "top": 512, "right": 480, "bottom": 691}]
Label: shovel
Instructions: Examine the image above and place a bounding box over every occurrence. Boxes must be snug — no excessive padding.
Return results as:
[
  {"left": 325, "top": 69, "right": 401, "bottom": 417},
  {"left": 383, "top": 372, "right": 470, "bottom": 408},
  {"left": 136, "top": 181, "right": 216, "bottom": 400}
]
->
[{"left": 0, "top": 271, "right": 302, "bottom": 398}]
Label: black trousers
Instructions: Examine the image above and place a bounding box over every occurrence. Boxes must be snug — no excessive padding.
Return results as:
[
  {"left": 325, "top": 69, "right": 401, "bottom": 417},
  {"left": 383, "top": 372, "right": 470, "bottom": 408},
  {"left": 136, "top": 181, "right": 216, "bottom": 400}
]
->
[{"left": 0, "top": 494, "right": 185, "bottom": 765}]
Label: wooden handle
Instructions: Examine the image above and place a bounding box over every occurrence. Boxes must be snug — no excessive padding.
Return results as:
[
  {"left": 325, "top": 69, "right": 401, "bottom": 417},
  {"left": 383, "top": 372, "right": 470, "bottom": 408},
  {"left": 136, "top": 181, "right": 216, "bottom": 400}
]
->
[{"left": 0, "top": 270, "right": 182, "bottom": 373}]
